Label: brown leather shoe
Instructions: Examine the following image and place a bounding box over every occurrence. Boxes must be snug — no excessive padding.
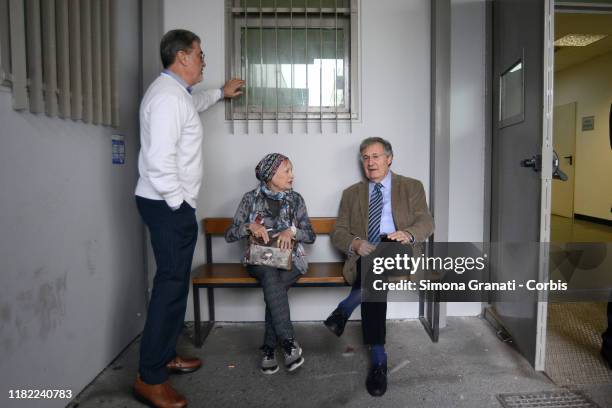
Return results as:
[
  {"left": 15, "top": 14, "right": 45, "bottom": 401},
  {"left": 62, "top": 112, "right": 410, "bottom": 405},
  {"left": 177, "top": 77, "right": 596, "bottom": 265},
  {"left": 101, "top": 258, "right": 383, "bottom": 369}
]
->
[
  {"left": 166, "top": 356, "right": 202, "bottom": 374},
  {"left": 133, "top": 375, "right": 187, "bottom": 408}
]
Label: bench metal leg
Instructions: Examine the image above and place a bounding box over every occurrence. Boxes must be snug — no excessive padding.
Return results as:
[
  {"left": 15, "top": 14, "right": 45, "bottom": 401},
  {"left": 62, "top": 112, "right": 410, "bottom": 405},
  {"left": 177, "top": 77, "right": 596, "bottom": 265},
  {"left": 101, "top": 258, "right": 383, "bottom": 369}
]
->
[
  {"left": 201, "top": 288, "right": 215, "bottom": 344},
  {"left": 193, "top": 284, "right": 202, "bottom": 347},
  {"left": 193, "top": 285, "right": 217, "bottom": 348},
  {"left": 418, "top": 287, "right": 440, "bottom": 343},
  {"left": 207, "top": 287, "right": 215, "bottom": 321}
]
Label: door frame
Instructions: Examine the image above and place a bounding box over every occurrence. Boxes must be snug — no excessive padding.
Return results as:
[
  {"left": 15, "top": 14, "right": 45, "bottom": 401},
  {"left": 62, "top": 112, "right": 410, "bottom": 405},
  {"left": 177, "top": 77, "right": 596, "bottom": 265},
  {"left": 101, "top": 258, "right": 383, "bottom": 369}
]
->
[{"left": 535, "top": 0, "right": 555, "bottom": 371}]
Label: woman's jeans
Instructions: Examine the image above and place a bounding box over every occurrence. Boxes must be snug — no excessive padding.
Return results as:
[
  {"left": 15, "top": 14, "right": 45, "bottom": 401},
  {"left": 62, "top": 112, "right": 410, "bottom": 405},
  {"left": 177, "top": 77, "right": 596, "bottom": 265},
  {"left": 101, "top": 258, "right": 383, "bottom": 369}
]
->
[{"left": 247, "top": 264, "right": 301, "bottom": 347}]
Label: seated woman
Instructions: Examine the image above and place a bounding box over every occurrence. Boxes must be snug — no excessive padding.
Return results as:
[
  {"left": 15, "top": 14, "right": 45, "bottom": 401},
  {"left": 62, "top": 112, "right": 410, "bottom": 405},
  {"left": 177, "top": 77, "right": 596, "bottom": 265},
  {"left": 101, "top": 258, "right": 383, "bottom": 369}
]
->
[{"left": 225, "top": 153, "right": 315, "bottom": 374}]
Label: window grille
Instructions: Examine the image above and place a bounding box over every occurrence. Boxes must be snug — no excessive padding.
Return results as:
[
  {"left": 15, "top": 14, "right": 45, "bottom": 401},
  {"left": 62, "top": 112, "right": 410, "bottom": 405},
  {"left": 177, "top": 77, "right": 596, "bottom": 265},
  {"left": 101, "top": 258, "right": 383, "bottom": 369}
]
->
[{"left": 225, "top": 0, "right": 359, "bottom": 133}]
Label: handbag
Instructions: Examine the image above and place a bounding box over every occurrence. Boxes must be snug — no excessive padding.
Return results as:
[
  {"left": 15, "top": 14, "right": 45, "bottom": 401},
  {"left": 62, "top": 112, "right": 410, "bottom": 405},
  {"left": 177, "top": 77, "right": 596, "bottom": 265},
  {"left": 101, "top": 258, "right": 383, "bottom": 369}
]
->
[{"left": 247, "top": 235, "right": 293, "bottom": 270}]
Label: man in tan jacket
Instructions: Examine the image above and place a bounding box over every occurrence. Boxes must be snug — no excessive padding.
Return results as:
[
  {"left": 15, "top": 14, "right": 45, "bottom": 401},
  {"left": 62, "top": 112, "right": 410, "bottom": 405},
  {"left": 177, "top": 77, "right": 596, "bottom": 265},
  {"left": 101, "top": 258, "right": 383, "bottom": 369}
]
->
[{"left": 324, "top": 137, "right": 434, "bottom": 397}]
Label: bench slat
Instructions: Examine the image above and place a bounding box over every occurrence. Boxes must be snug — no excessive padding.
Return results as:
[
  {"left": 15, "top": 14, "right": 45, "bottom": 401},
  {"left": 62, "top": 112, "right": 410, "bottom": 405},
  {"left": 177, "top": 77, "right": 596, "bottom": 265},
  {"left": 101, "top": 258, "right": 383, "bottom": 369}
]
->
[
  {"left": 203, "top": 217, "right": 336, "bottom": 235},
  {"left": 193, "top": 262, "right": 346, "bottom": 285}
]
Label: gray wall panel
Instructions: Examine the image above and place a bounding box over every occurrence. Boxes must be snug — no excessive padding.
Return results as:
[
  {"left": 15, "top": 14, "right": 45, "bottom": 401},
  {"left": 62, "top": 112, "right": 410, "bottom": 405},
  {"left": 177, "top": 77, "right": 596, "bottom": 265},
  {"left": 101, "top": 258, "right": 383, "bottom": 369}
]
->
[{"left": 0, "top": 1, "right": 145, "bottom": 406}]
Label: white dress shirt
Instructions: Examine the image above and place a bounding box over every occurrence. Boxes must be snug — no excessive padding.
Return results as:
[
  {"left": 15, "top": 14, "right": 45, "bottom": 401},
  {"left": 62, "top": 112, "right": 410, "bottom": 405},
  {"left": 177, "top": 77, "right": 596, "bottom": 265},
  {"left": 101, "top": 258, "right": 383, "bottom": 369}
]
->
[
  {"left": 368, "top": 170, "right": 395, "bottom": 235},
  {"left": 135, "top": 72, "right": 222, "bottom": 209}
]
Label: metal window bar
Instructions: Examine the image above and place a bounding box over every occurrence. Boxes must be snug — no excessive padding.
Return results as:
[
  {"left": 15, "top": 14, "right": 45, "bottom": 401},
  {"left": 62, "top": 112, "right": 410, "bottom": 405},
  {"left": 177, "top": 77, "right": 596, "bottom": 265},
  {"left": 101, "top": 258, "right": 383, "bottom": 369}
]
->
[
  {"left": 290, "top": 0, "right": 294, "bottom": 133},
  {"left": 334, "top": 0, "right": 338, "bottom": 133},
  {"left": 226, "top": 0, "right": 234, "bottom": 134},
  {"left": 304, "top": 2, "right": 308, "bottom": 133},
  {"left": 81, "top": 0, "right": 93, "bottom": 123},
  {"left": 41, "top": 0, "right": 58, "bottom": 117},
  {"left": 56, "top": 0, "right": 71, "bottom": 119},
  {"left": 274, "top": 0, "right": 279, "bottom": 134},
  {"left": 9, "top": 0, "right": 27, "bottom": 110},
  {"left": 319, "top": 0, "right": 323, "bottom": 133},
  {"left": 244, "top": 0, "right": 248, "bottom": 134},
  {"left": 259, "top": 0, "right": 263, "bottom": 133},
  {"left": 349, "top": 0, "right": 354, "bottom": 133},
  {"left": 26, "top": 0, "right": 44, "bottom": 113}
]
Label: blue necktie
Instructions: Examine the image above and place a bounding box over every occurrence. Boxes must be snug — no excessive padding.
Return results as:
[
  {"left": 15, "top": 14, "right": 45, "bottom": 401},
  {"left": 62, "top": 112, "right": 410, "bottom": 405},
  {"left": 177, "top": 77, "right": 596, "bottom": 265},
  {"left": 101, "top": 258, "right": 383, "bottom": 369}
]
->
[{"left": 367, "top": 183, "right": 384, "bottom": 244}]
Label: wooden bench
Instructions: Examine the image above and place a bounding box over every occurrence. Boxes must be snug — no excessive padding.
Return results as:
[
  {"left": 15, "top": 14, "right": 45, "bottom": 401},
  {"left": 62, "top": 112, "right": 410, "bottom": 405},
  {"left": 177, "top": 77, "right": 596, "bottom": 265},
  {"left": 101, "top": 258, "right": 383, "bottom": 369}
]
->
[
  {"left": 191, "top": 217, "right": 441, "bottom": 347},
  {"left": 191, "top": 217, "right": 348, "bottom": 347}
]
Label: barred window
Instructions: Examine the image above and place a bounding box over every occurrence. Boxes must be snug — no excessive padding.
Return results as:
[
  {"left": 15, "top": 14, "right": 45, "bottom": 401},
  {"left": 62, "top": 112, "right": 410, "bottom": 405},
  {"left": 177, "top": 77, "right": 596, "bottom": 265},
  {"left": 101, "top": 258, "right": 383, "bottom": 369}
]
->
[
  {"left": 0, "top": 0, "right": 118, "bottom": 127},
  {"left": 225, "top": 0, "right": 359, "bottom": 131}
]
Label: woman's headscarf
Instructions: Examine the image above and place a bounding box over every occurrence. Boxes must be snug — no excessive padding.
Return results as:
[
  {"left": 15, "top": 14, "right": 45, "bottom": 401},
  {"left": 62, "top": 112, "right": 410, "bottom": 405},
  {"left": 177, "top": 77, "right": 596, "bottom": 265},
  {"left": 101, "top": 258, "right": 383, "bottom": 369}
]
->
[{"left": 255, "top": 153, "right": 288, "bottom": 183}]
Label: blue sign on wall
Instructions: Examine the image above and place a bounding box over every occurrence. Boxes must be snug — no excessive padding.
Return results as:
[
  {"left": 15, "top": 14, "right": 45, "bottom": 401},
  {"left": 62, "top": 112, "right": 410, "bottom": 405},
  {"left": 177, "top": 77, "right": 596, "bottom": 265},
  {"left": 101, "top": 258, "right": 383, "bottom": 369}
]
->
[{"left": 112, "top": 135, "right": 125, "bottom": 165}]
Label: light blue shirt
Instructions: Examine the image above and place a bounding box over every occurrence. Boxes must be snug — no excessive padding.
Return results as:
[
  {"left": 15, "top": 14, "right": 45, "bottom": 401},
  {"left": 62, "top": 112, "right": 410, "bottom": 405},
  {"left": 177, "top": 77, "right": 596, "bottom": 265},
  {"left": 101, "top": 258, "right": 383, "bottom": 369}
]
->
[
  {"left": 162, "top": 69, "right": 192, "bottom": 93},
  {"left": 368, "top": 170, "right": 395, "bottom": 235},
  {"left": 162, "top": 70, "right": 225, "bottom": 98}
]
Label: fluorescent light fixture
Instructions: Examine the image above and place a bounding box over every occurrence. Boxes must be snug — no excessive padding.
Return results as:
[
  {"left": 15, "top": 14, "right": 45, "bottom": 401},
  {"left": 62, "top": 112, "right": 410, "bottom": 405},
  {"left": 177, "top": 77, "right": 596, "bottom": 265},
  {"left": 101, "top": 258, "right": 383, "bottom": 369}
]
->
[{"left": 554, "top": 34, "right": 607, "bottom": 47}]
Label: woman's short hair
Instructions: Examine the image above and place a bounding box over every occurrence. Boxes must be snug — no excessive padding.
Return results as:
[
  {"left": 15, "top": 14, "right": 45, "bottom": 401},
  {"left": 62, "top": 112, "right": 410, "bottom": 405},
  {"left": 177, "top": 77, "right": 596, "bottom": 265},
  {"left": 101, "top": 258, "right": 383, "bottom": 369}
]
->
[
  {"left": 359, "top": 137, "right": 393, "bottom": 157},
  {"left": 160, "top": 29, "right": 201, "bottom": 69}
]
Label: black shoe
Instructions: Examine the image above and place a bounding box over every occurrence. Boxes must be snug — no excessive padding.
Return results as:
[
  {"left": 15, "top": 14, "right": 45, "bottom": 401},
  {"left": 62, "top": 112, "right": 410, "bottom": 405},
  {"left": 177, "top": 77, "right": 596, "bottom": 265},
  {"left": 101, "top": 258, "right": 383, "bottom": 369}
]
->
[
  {"left": 366, "top": 363, "right": 387, "bottom": 397},
  {"left": 324, "top": 308, "right": 349, "bottom": 337}
]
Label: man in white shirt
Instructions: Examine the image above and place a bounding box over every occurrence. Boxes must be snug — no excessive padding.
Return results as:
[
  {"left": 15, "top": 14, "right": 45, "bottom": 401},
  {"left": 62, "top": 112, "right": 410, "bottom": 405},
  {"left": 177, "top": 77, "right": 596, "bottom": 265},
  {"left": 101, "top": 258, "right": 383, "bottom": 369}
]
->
[{"left": 134, "top": 29, "right": 243, "bottom": 408}]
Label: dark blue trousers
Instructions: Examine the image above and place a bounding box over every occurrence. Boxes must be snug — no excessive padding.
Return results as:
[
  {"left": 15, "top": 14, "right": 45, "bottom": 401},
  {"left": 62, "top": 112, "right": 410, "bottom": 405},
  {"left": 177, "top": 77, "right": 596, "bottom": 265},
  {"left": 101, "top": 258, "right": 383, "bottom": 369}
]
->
[
  {"left": 136, "top": 196, "right": 198, "bottom": 384},
  {"left": 354, "top": 261, "right": 388, "bottom": 345}
]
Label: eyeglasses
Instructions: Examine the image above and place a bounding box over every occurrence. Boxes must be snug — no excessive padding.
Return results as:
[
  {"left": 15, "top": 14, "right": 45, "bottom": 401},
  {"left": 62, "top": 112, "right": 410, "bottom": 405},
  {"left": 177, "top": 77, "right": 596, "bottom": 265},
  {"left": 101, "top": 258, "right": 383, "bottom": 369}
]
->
[
  {"left": 360, "top": 154, "right": 386, "bottom": 162},
  {"left": 181, "top": 49, "right": 205, "bottom": 62}
]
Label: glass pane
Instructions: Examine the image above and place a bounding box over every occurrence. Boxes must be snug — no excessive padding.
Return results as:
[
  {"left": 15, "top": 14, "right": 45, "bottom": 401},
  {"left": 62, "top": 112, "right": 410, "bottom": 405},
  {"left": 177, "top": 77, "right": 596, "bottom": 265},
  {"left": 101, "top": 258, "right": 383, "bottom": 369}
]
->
[
  {"left": 239, "top": 26, "right": 346, "bottom": 113},
  {"left": 499, "top": 60, "right": 523, "bottom": 124}
]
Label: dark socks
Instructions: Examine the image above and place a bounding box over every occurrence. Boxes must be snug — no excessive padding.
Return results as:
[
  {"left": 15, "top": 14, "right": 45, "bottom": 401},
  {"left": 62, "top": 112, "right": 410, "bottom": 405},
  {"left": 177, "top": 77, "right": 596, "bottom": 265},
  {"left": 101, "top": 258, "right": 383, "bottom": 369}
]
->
[
  {"left": 371, "top": 344, "right": 387, "bottom": 367},
  {"left": 338, "top": 287, "right": 361, "bottom": 317}
]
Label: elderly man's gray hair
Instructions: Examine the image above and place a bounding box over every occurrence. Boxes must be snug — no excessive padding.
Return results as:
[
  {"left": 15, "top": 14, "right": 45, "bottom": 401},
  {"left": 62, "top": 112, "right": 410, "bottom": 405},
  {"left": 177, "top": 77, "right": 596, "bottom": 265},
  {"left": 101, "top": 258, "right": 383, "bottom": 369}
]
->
[{"left": 359, "top": 137, "right": 393, "bottom": 157}]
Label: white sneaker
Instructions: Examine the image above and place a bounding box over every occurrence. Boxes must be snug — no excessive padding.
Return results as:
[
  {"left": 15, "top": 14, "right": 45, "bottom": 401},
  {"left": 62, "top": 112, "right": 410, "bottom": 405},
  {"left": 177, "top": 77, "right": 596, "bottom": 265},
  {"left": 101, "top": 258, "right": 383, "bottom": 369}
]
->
[
  {"left": 260, "top": 345, "right": 279, "bottom": 374},
  {"left": 282, "top": 339, "right": 304, "bottom": 371}
]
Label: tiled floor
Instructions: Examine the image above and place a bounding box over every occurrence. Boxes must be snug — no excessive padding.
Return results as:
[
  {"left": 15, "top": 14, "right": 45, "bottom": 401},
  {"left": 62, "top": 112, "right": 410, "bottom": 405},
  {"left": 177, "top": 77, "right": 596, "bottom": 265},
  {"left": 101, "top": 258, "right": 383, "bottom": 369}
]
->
[
  {"left": 551, "top": 215, "right": 612, "bottom": 243},
  {"left": 545, "top": 215, "right": 612, "bottom": 402}
]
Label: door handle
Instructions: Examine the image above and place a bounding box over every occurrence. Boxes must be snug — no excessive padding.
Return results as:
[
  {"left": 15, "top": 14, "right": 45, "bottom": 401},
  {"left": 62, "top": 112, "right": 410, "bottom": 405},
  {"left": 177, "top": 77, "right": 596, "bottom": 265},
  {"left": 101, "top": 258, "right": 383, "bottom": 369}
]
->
[
  {"left": 520, "top": 154, "right": 542, "bottom": 172},
  {"left": 520, "top": 152, "right": 568, "bottom": 181},
  {"left": 553, "top": 151, "right": 568, "bottom": 181},
  {"left": 563, "top": 155, "right": 573, "bottom": 165}
]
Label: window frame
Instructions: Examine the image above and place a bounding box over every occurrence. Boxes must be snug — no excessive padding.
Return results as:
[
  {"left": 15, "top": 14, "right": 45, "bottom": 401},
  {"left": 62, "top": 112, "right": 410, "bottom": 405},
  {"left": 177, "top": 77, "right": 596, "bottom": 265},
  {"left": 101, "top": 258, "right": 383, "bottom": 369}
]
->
[{"left": 225, "top": 0, "right": 360, "bottom": 122}]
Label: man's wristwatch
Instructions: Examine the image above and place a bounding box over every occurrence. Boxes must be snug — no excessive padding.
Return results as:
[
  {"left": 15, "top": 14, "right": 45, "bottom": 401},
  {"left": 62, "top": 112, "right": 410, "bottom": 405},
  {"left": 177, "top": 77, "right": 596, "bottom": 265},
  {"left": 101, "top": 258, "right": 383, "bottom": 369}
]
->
[{"left": 290, "top": 226, "right": 297, "bottom": 238}]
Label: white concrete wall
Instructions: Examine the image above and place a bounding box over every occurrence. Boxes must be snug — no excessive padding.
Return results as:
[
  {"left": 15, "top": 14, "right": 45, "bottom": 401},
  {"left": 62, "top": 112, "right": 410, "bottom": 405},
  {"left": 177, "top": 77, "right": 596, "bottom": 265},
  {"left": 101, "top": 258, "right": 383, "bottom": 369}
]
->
[
  {"left": 447, "top": 0, "right": 487, "bottom": 316},
  {"left": 0, "top": 1, "right": 145, "bottom": 406},
  {"left": 554, "top": 51, "right": 612, "bottom": 221},
  {"left": 162, "top": 0, "right": 432, "bottom": 321},
  {"left": 449, "top": 0, "right": 486, "bottom": 243}
]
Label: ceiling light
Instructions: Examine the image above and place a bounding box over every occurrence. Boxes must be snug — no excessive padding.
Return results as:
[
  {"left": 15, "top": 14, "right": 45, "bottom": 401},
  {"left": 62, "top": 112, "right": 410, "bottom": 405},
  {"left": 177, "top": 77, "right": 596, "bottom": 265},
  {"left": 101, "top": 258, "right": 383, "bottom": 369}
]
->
[{"left": 554, "top": 34, "right": 607, "bottom": 47}]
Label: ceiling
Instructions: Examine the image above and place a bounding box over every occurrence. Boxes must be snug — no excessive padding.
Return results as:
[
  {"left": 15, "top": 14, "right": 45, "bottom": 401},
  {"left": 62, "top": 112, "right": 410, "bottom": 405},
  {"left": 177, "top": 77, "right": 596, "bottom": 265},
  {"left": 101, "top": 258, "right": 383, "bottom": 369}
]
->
[{"left": 555, "top": 12, "right": 612, "bottom": 71}]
